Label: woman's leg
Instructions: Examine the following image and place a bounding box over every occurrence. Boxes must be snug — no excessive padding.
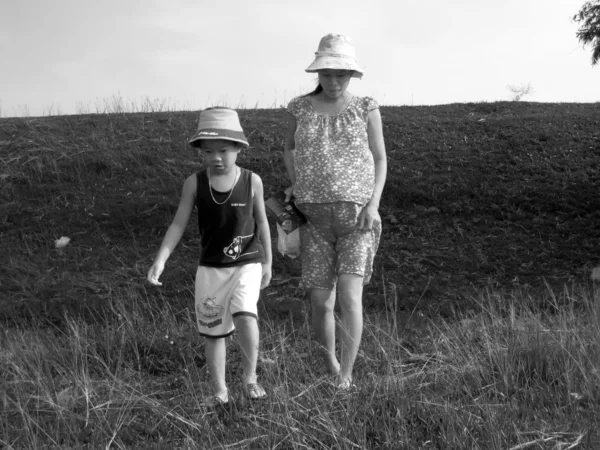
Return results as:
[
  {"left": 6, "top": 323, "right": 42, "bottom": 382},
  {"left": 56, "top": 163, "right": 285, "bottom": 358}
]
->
[
  {"left": 204, "top": 337, "right": 228, "bottom": 399},
  {"left": 336, "top": 273, "right": 364, "bottom": 385},
  {"left": 310, "top": 288, "right": 340, "bottom": 375}
]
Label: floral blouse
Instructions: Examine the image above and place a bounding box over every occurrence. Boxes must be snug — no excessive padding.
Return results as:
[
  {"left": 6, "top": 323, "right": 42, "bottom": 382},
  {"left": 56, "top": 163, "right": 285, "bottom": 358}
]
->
[{"left": 287, "top": 95, "right": 378, "bottom": 205}]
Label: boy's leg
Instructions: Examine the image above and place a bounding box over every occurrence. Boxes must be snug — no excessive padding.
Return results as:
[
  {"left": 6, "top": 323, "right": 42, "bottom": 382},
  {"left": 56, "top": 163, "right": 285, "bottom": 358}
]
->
[
  {"left": 233, "top": 315, "right": 265, "bottom": 397},
  {"left": 310, "top": 288, "right": 340, "bottom": 376},
  {"left": 204, "top": 337, "right": 228, "bottom": 400},
  {"left": 195, "top": 265, "right": 236, "bottom": 403},
  {"left": 233, "top": 315, "right": 267, "bottom": 398},
  {"left": 336, "top": 273, "right": 364, "bottom": 385},
  {"left": 229, "top": 263, "right": 265, "bottom": 398}
]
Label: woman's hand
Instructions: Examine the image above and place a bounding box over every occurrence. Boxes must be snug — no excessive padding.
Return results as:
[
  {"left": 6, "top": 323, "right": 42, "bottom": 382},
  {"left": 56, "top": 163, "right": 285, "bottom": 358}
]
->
[
  {"left": 357, "top": 203, "right": 381, "bottom": 230},
  {"left": 284, "top": 183, "right": 295, "bottom": 202}
]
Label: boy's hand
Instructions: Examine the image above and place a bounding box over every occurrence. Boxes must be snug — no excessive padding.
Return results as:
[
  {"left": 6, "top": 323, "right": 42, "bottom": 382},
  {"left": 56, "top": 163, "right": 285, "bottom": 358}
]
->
[
  {"left": 260, "top": 263, "right": 272, "bottom": 289},
  {"left": 147, "top": 262, "right": 164, "bottom": 286}
]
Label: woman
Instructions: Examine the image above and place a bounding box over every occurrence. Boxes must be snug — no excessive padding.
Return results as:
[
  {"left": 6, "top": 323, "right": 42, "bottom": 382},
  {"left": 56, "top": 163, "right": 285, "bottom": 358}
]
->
[{"left": 283, "top": 33, "right": 387, "bottom": 389}]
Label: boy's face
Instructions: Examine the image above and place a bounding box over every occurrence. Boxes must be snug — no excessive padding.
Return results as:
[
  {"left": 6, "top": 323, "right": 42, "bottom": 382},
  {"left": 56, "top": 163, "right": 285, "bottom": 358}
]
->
[{"left": 197, "top": 139, "right": 241, "bottom": 175}]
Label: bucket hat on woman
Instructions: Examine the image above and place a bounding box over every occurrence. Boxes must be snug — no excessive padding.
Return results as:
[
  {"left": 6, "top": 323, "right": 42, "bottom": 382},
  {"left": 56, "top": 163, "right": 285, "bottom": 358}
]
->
[
  {"left": 305, "top": 33, "right": 364, "bottom": 79},
  {"left": 188, "top": 107, "right": 249, "bottom": 148}
]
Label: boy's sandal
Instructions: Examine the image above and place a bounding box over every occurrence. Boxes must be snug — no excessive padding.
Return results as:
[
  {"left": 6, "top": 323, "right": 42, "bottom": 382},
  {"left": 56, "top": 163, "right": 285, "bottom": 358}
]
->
[
  {"left": 336, "top": 380, "right": 356, "bottom": 392},
  {"left": 244, "top": 383, "right": 267, "bottom": 400},
  {"left": 201, "top": 391, "right": 229, "bottom": 408}
]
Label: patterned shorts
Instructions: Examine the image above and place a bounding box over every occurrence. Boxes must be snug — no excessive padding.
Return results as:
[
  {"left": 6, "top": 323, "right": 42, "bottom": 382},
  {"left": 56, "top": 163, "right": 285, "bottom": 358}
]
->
[
  {"left": 194, "top": 263, "right": 261, "bottom": 338},
  {"left": 296, "top": 202, "right": 381, "bottom": 290}
]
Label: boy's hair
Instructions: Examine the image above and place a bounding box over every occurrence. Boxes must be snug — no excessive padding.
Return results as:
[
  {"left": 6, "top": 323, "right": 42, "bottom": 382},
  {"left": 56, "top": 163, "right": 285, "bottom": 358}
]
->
[{"left": 188, "top": 107, "right": 249, "bottom": 148}]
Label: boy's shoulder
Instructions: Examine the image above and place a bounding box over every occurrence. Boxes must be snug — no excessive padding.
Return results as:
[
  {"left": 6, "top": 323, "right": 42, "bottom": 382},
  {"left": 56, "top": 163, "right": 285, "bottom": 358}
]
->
[
  {"left": 237, "top": 166, "right": 261, "bottom": 180},
  {"left": 189, "top": 170, "right": 204, "bottom": 185},
  {"left": 235, "top": 166, "right": 253, "bottom": 178}
]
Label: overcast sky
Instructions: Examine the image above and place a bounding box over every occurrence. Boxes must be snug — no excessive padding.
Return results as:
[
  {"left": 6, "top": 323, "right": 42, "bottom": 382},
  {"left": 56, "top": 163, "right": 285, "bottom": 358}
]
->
[{"left": 1, "top": 0, "right": 598, "bottom": 117}]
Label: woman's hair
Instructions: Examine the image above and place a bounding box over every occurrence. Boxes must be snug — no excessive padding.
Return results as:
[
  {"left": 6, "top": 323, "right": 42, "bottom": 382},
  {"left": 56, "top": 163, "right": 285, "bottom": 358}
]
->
[{"left": 302, "top": 83, "right": 323, "bottom": 97}]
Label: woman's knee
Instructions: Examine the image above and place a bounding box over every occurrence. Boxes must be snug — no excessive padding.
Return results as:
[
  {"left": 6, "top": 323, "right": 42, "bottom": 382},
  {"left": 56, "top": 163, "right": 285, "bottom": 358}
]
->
[
  {"left": 310, "top": 288, "right": 335, "bottom": 313},
  {"left": 337, "top": 274, "right": 364, "bottom": 313}
]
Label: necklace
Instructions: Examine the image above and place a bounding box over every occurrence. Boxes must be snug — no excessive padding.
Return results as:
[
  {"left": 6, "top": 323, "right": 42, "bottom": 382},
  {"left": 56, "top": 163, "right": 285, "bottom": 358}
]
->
[{"left": 208, "top": 166, "right": 239, "bottom": 205}]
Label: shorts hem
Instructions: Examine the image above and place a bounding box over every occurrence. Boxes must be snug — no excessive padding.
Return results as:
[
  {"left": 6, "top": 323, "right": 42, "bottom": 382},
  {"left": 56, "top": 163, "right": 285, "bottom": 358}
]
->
[
  {"left": 232, "top": 311, "right": 258, "bottom": 319},
  {"left": 199, "top": 330, "right": 235, "bottom": 339},
  {"left": 339, "top": 271, "right": 372, "bottom": 286},
  {"left": 302, "top": 280, "right": 335, "bottom": 291},
  {"left": 337, "top": 271, "right": 365, "bottom": 278}
]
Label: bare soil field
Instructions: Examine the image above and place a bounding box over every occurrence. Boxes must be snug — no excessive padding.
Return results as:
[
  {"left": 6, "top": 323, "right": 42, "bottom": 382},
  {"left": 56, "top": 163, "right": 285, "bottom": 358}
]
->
[
  {"left": 1, "top": 101, "right": 599, "bottom": 323},
  {"left": 1, "top": 102, "right": 599, "bottom": 448}
]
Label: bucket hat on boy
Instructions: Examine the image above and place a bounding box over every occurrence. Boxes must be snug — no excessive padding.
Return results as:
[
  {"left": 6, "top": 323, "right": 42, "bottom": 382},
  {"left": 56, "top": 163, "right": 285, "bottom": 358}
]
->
[
  {"left": 188, "top": 107, "right": 249, "bottom": 148},
  {"left": 305, "top": 33, "right": 364, "bottom": 79}
]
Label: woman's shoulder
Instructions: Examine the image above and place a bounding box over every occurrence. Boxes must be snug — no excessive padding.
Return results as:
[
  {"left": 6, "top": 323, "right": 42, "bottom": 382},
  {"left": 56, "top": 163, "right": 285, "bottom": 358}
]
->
[
  {"left": 345, "top": 96, "right": 379, "bottom": 120},
  {"left": 353, "top": 96, "right": 379, "bottom": 112},
  {"left": 287, "top": 95, "right": 310, "bottom": 115}
]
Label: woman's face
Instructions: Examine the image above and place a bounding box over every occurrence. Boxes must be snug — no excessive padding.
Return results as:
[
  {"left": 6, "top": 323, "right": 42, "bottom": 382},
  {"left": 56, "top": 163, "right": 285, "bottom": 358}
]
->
[{"left": 317, "top": 69, "right": 354, "bottom": 99}]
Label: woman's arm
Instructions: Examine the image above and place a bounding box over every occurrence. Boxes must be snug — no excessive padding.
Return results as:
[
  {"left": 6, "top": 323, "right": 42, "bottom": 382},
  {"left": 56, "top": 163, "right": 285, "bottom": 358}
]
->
[
  {"left": 252, "top": 173, "right": 272, "bottom": 289},
  {"left": 357, "top": 108, "right": 387, "bottom": 229},
  {"left": 147, "top": 174, "right": 197, "bottom": 285},
  {"left": 366, "top": 108, "right": 387, "bottom": 209},
  {"left": 283, "top": 112, "right": 297, "bottom": 201}
]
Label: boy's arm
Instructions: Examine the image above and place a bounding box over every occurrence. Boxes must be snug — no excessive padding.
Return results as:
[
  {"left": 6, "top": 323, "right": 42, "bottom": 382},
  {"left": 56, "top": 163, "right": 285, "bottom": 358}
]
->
[
  {"left": 252, "top": 173, "right": 272, "bottom": 289},
  {"left": 283, "top": 112, "right": 297, "bottom": 202},
  {"left": 147, "top": 174, "right": 197, "bottom": 285}
]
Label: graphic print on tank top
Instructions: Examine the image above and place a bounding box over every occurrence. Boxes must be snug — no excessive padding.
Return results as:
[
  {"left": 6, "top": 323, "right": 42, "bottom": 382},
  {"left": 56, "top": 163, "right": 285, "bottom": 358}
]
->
[{"left": 223, "top": 234, "right": 258, "bottom": 260}]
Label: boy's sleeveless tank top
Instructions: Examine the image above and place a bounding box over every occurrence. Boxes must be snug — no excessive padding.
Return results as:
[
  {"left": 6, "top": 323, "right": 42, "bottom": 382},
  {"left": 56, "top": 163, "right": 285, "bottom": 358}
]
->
[{"left": 196, "top": 168, "right": 265, "bottom": 267}]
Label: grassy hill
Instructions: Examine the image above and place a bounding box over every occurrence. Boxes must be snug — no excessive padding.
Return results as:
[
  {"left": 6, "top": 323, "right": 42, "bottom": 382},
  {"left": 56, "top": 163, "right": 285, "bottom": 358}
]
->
[
  {"left": 2, "top": 102, "right": 600, "bottom": 321},
  {"left": 1, "top": 102, "right": 600, "bottom": 448}
]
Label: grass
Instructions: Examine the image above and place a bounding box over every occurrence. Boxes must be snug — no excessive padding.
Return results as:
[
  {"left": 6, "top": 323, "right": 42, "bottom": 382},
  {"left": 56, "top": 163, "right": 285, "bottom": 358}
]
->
[
  {"left": 1, "top": 100, "right": 600, "bottom": 448},
  {"left": 1, "top": 287, "right": 599, "bottom": 448}
]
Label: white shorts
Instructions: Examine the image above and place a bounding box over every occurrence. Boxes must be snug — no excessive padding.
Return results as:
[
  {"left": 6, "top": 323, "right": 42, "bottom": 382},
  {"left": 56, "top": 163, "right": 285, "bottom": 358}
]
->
[{"left": 194, "top": 263, "right": 262, "bottom": 338}]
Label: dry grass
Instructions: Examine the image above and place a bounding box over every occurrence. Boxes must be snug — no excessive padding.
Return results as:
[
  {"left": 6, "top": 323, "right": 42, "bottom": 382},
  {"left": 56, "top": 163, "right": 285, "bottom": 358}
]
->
[{"left": 1, "top": 287, "right": 599, "bottom": 448}]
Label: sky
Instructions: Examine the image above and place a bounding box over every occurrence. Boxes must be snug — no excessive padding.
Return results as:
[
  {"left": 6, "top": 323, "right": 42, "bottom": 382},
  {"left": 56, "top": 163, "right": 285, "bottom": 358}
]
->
[{"left": 0, "top": 0, "right": 598, "bottom": 117}]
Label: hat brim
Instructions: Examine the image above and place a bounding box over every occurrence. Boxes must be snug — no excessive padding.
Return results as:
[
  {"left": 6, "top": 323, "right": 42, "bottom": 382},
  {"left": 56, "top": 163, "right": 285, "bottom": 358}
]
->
[
  {"left": 305, "top": 56, "right": 363, "bottom": 79},
  {"left": 188, "top": 129, "right": 249, "bottom": 148}
]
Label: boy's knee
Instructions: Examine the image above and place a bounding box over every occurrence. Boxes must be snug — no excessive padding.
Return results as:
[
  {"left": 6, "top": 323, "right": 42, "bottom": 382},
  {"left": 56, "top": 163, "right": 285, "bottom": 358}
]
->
[
  {"left": 233, "top": 314, "right": 257, "bottom": 329},
  {"left": 204, "top": 335, "right": 225, "bottom": 346}
]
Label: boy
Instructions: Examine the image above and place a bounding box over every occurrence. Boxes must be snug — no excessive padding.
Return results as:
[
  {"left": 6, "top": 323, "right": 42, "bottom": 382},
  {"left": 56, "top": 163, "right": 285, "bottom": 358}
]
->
[{"left": 147, "top": 107, "right": 272, "bottom": 406}]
